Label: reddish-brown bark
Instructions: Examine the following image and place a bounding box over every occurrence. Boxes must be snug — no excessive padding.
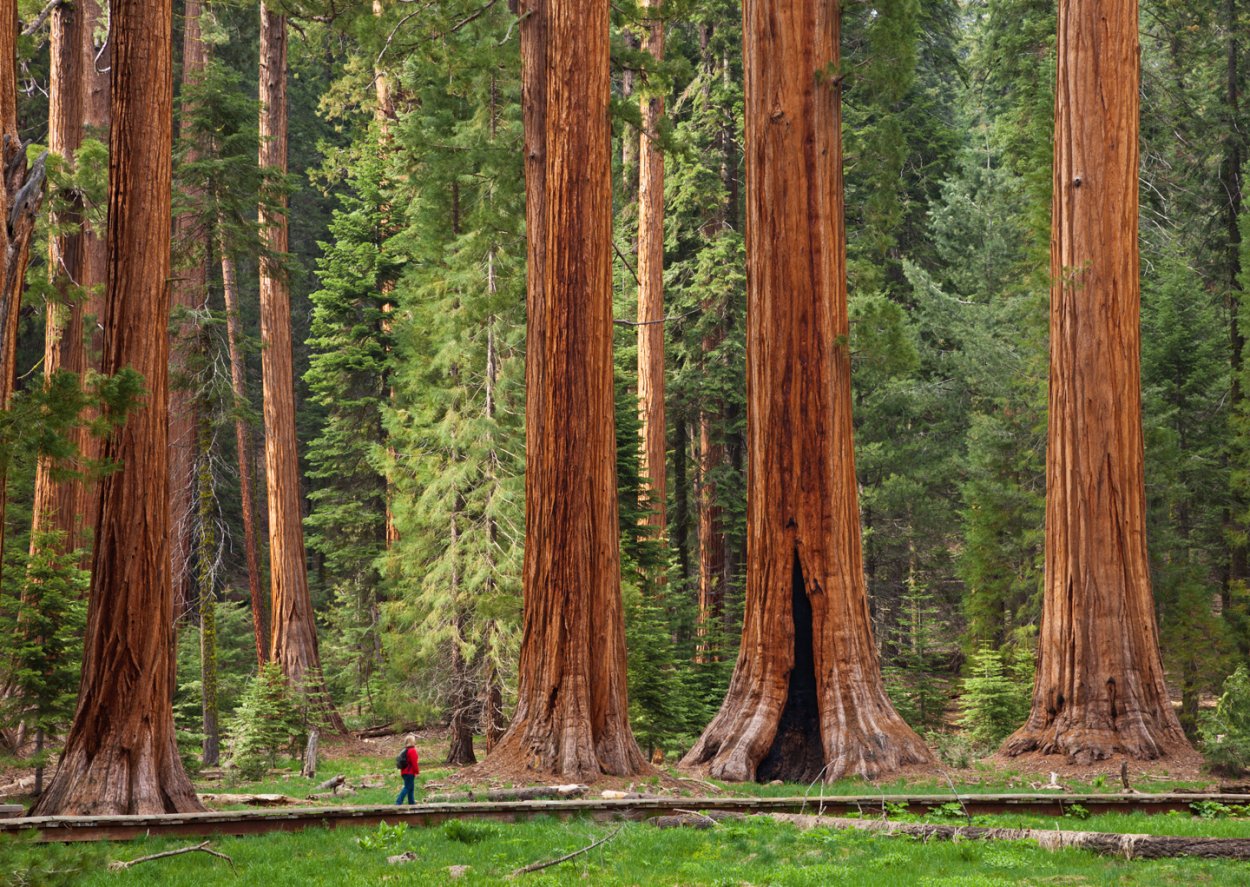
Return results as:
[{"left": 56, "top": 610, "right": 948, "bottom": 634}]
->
[
  {"left": 482, "top": 0, "right": 645, "bottom": 781},
  {"left": 29, "top": 0, "right": 91, "bottom": 556},
  {"left": 218, "top": 236, "right": 267, "bottom": 667},
  {"left": 31, "top": 0, "right": 202, "bottom": 814},
  {"left": 1, "top": 2, "right": 47, "bottom": 583},
  {"left": 169, "top": 0, "right": 210, "bottom": 624},
  {"left": 258, "top": 4, "right": 343, "bottom": 730},
  {"left": 680, "top": 0, "right": 932, "bottom": 783},
  {"left": 1002, "top": 0, "right": 1190, "bottom": 763},
  {"left": 636, "top": 0, "right": 666, "bottom": 535}
]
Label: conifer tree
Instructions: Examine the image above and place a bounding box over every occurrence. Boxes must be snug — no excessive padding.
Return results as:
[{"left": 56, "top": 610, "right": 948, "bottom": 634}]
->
[{"left": 376, "top": 0, "right": 524, "bottom": 760}]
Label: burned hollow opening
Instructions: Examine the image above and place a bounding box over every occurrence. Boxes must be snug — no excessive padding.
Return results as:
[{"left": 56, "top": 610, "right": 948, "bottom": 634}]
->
[{"left": 756, "top": 553, "right": 825, "bottom": 784}]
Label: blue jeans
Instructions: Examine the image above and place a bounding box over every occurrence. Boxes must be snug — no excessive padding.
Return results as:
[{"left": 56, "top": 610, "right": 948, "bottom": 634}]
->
[{"left": 396, "top": 774, "right": 415, "bottom": 805}]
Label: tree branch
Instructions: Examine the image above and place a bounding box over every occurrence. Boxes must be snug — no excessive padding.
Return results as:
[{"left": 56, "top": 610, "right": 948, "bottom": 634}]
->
[
  {"left": 509, "top": 825, "right": 624, "bottom": 877},
  {"left": 20, "top": 0, "right": 61, "bottom": 36},
  {"left": 109, "top": 841, "right": 235, "bottom": 871}
]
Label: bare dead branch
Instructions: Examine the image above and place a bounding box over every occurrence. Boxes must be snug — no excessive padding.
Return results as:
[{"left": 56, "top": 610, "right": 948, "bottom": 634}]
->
[
  {"left": 108, "top": 841, "right": 235, "bottom": 871},
  {"left": 20, "top": 0, "right": 61, "bottom": 36},
  {"left": 509, "top": 824, "right": 624, "bottom": 877}
]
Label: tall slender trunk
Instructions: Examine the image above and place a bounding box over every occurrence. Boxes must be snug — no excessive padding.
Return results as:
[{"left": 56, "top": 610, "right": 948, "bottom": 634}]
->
[
  {"left": 258, "top": 4, "right": 343, "bottom": 730},
  {"left": 636, "top": 0, "right": 666, "bottom": 536},
  {"left": 170, "top": 0, "right": 210, "bottom": 626},
  {"left": 480, "top": 249, "right": 507, "bottom": 748},
  {"left": 0, "top": 4, "right": 48, "bottom": 587},
  {"left": 218, "top": 235, "right": 267, "bottom": 666},
  {"left": 30, "top": 0, "right": 88, "bottom": 556},
  {"left": 696, "top": 25, "right": 730, "bottom": 657},
  {"left": 484, "top": 0, "right": 645, "bottom": 780},
  {"left": 1226, "top": 0, "right": 1246, "bottom": 591},
  {"left": 1002, "top": 0, "right": 1190, "bottom": 763},
  {"left": 681, "top": 0, "right": 931, "bottom": 783},
  {"left": 373, "top": 0, "right": 399, "bottom": 551},
  {"left": 620, "top": 30, "right": 640, "bottom": 200},
  {"left": 77, "top": 0, "right": 107, "bottom": 558},
  {"left": 32, "top": 0, "right": 202, "bottom": 814},
  {"left": 196, "top": 412, "right": 219, "bottom": 766},
  {"left": 446, "top": 509, "right": 476, "bottom": 765}
]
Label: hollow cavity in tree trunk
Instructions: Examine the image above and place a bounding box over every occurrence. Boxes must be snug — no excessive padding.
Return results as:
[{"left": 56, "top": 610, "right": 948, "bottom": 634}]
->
[{"left": 757, "top": 557, "right": 824, "bottom": 784}]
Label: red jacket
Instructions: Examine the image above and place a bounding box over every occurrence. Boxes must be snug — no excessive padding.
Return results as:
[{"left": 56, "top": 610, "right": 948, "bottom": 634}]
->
[{"left": 401, "top": 746, "right": 420, "bottom": 776}]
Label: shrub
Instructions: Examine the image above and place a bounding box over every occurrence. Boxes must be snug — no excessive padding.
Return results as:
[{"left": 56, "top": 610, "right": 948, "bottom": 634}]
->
[
  {"left": 226, "top": 663, "right": 306, "bottom": 780},
  {"left": 957, "top": 645, "right": 1032, "bottom": 748},
  {"left": 1201, "top": 664, "right": 1250, "bottom": 776}
]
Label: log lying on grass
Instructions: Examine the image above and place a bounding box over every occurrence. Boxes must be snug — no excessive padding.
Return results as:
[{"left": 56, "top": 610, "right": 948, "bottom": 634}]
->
[
  {"left": 769, "top": 814, "right": 1250, "bottom": 861},
  {"left": 314, "top": 774, "right": 346, "bottom": 793},
  {"left": 651, "top": 811, "right": 744, "bottom": 829},
  {"left": 425, "top": 785, "right": 589, "bottom": 803},
  {"left": 197, "top": 793, "right": 303, "bottom": 807}
]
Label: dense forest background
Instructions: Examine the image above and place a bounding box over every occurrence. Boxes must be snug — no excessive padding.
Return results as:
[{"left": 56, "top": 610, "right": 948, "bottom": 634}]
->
[{"left": 4, "top": 0, "right": 1249, "bottom": 767}]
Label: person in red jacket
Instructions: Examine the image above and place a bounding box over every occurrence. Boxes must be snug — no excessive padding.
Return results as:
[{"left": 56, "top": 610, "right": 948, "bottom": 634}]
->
[{"left": 395, "top": 734, "right": 420, "bottom": 804}]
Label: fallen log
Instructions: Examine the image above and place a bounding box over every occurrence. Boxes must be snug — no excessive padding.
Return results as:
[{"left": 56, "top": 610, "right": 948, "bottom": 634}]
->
[
  {"left": 356, "top": 722, "right": 420, "bottom": 740},
  {"left": 427, "top": 785, "right": 589, "bottom": 803},
  {"left": 197, "top": 793, "right": 303, "bottom": 807},
  {"left": 651, "top": 811, "right": 743, "bottom": 830},
  {"left": 315, "top": 774, "right": 346, "bottom": 793},
  {"left": 768, "top": 813, "right": 1250, "bottom": 861},
  {"left": 0, "top": 776, "right": 36, "bottom": 797}
]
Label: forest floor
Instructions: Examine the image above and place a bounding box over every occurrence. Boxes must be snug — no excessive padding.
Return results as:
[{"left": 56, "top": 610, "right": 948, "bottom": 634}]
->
[
  {"left": 0, "top": 727, "right": 1230, "bottom": 810},
  {"left": 4, "top": 733, "right": 1250, "bottom": 885}
]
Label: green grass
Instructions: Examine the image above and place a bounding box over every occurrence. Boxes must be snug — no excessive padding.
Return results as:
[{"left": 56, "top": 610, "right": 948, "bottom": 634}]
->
[
  {"left": 697, "top": 769, "right": 1216, "bottom": 799},
  {"left": 5, "top": 814, "right": 1250, "bottom": 886}
]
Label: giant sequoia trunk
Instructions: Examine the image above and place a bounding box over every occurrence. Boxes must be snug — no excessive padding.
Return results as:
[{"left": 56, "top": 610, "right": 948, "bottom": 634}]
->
[
  {"left": 483, "top": 0, "right": 645, "bottom": 781},
  {"left": 636, "top": 0, "right": 666, "bottom": 534},
  {"left": 257, "top": 4, "right": 343, "bottom": 731},
  {"left": 31, "top": 0, "right": 202, "bottom": 814},
  {"left": 680, "top": 0, "right": 932, "bottom": 783},
  {"left": 1002, "top": 0, "right": 1190, "bottom": 763},
  {"left": 169, "top": 0, "right": 210, "bottom": 624}
]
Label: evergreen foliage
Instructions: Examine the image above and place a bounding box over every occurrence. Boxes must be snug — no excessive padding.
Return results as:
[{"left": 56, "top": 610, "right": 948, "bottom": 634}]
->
[
  {"left": 304, "top": 150, "right": 394, "bottom": 716},
  {"left": 227, "top": 663, "right": 307, "bottom": 780},
  {"left": 1201, "top": 664, "right": 1250, "bottom": 776},
  {"left": 0, "top": 529, "right": 88, "bottom": 776},
  {"left": 957, "top": 645, "right": 1033, "bottom": 748}
]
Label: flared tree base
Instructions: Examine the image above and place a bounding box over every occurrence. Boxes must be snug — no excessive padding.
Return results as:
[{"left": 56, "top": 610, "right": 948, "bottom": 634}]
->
[
  {"left": 682, "top": 699, "right": 934, "bottom": 784},
  {"left": 681, "top": 559, "right": 935, "bottom": 784},
  {"left": 477, "top": 713, "right": 650, "bottom": 784},
  {"left": 1002, "top": 708, "right": 1191, "bottom": 765},
  {"left": 31, "top": 731, "right": 202, "bottom": 816}
]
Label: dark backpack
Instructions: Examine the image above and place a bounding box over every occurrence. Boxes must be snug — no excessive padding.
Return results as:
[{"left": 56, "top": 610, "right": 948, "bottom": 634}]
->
[{"left": 395, "top": 748, "right": 409, "bottom": 770}]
